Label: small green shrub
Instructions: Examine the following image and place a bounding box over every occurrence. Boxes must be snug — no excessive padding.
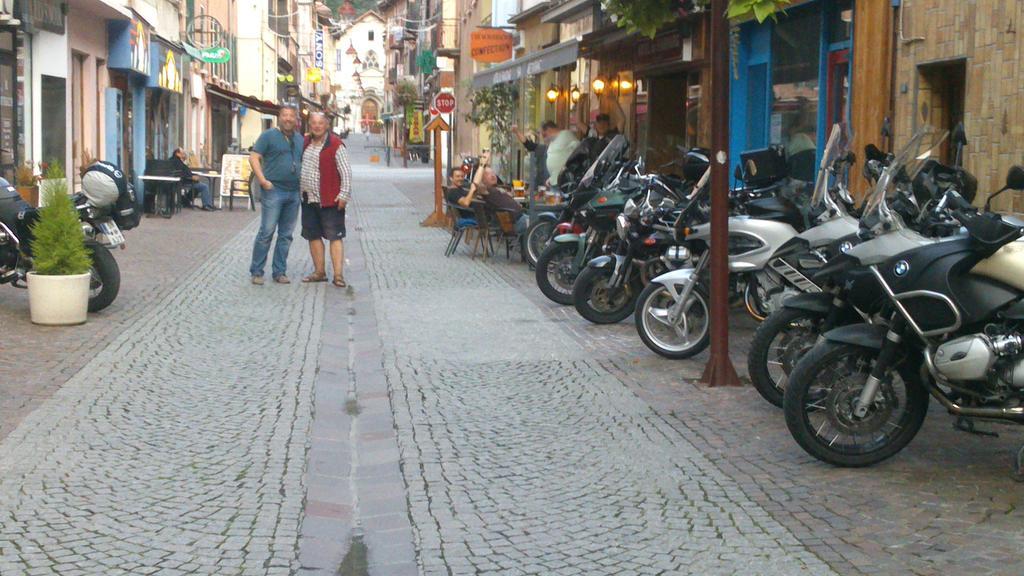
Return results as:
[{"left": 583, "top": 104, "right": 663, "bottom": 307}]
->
[{"left": 30, "top": 162, "right": 91, "bottom": 276}]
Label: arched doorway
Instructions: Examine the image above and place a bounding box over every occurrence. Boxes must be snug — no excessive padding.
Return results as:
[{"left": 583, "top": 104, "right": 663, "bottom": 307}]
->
[{"left": 360, "top": 99, "right": 381, "bottom": 134}]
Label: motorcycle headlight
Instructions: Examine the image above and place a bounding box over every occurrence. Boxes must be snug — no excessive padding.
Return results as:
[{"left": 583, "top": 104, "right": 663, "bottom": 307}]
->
[
  {"left": 665, "top": 246, "right": 690, "bottom": 261},
  {"left": 623, "top": 198, "right": 639, "bottom": 218},
  {"left": 615, "top": 214, "right": 630, "bottom": 240}
]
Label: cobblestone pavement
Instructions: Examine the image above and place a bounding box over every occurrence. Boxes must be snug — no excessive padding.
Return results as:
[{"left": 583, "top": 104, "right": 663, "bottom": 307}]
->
[
  {"left": 0, "top": 208, "right": 256, "bottom": 440},
  {"left": 378, "top": 168, "right": 1024, "bottom": 576},
  {"left": 0, "top": 219, "right": 324, "bottom": 575}
]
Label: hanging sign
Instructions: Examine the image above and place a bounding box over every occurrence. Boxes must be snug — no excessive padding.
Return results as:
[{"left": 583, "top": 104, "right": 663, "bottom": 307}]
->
[
  {"left": 306, "top": 67, "right": 323, "bottom": 83},
  {"left": 199, "top": 46, "right": 231, "bottom": 64},
  {"left": 315, "top": 30, "right": 325, "bottom": 70},
  {"left": 408, "top": 107, "right": 424, "bottom": 144},
  {"left": 470, "top": 29, "right": 513, "bottom": 63}
]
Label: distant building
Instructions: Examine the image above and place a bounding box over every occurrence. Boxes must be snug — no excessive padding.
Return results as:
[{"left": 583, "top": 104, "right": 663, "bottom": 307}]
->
[{"left": 333, "top": 10, "right": 385, "bottom": 134}]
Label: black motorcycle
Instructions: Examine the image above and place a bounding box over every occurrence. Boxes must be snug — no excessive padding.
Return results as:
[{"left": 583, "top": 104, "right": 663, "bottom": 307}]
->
[
  {"left": 783, "top": 160, "right": 1024, "bottom": 472},
  {"left": 0, "top": 162, "right": 139, "bottom": 312}
]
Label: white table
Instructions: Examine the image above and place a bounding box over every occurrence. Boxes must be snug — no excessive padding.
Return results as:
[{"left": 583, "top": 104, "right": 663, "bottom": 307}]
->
[{"left": 140, "top": 175, "right": 184, "bottom": 218}]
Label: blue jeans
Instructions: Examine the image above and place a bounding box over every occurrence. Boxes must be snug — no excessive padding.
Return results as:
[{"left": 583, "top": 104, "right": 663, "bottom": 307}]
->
[
  {"left": 249, "top": 187, "right": 300, "bottom": 279},
  {"left": 193, "top": 181, "right": 213, "bottom": 208}
]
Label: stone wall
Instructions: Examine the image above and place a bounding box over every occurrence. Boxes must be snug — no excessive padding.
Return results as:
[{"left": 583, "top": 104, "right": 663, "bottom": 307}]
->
[{"left": 894, "top": 0, "right": 1024, "bottom": 209}]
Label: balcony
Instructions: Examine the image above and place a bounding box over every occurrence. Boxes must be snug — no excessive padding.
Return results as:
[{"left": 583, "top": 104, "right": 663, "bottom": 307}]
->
[{"left": 434, "top": 19, "right": 459, "bottom": 58}]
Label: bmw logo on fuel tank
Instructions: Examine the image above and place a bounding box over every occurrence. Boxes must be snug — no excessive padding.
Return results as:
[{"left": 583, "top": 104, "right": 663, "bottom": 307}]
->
[{"left": 894, "top": 260, "right": 910, "bottom": 277}]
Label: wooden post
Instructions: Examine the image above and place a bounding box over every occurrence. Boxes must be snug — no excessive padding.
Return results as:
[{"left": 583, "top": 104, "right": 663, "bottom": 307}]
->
[
  {"left": 700, "top": 1, "right": 741, "bottom": 388},
  {"left": 421, "top": 115, "right": 451, "bottom": 227}
]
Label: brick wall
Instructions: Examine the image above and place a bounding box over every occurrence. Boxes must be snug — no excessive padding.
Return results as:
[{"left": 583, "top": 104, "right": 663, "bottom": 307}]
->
[{"left": 893, "top": 0, "right": 1024, "bottom": 210}]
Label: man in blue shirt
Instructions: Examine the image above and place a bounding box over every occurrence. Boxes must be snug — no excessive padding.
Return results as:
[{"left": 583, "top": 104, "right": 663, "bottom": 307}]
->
[{"left": 249, "top": 106, "right": 305, "bottom": 284}]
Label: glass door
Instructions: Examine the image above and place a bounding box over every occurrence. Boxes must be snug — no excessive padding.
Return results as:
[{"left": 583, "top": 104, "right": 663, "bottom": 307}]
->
[{"left": 0, "top": 52, "right": 15, "bottom": 180}]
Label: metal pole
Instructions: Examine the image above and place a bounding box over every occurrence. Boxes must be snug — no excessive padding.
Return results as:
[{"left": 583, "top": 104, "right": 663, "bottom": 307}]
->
[{"left": 701, "top": 1, "right": 741, "bottom": 388}]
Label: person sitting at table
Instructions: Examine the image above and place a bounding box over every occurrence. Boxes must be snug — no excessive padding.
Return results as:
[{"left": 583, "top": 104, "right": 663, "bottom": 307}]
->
[
  {"left": 445, "top": 167, "right": 470, "bottom": 205},
  {"left": 170, "top": 148, "right": 219, "bottom": 211},
  {"left": 458, "top": 154, "right": 528, "bottom": 235}
]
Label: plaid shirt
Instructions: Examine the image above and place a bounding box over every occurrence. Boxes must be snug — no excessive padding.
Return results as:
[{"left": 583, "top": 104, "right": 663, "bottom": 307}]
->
[{"left": 300, "top": 137, "right": 352, "bottom": 205}]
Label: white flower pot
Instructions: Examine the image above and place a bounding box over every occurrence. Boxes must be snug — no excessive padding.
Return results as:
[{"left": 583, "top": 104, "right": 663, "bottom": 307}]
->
[{"left": 27, "top": 272, "right": 91, "bottom": 326}]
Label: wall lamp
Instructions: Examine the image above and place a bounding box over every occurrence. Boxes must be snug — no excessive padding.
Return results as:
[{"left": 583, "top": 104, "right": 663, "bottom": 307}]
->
[
  {"left": 591, "top": 77, "right": 605, "bottom": 95},
  {"left": 546, "top": 85, "right": 560, "bottom": 103}
]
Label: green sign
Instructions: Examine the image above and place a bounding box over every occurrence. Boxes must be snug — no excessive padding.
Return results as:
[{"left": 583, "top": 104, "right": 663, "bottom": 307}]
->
[
  {"left": 417, "top": 50, "right": 436, "bottom": 75},
  {"left": 184, "top": 43, "right": 231, "bottom": 64}
]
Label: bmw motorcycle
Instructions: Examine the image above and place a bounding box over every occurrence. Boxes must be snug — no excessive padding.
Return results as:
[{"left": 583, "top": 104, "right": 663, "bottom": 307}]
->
[
  {"left": 0, "top": 162, "right": 139, "bottom": 312},
  {"left": 784, "top": 130, "right": 1024, "bottom": 474},
  {"left": 749, "top": 127, "right": 975, "bottom": 406}
]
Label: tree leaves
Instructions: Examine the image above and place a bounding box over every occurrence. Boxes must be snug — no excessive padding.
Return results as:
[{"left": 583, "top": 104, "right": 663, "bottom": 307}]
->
[
  {"left": 465, "top": 84, "right": 518, "bottom": 177},
  {"left": 604, "top": 0, "right": 789, "bottom": 37}
]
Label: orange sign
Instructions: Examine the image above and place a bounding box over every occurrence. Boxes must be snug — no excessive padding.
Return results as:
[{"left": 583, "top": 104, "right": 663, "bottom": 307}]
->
[{"left": 471, "top": 29, "right": 513, "bottom": 63}]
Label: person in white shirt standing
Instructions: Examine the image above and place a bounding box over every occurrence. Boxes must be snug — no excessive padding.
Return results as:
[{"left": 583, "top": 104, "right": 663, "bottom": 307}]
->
[{"left": 299, "top": 112, "right": 352, "bottom": 288}]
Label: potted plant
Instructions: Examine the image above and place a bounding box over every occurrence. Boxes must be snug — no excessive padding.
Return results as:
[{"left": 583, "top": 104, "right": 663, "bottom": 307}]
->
[
  {"left": 27, "top": 163, "right": 92, "bottom": 325},
  {"left": 14, "top": 162, "right": 38, "bottom": 207}
]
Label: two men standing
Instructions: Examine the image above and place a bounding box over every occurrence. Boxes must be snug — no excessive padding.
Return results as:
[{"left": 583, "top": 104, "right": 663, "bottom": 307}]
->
[{"left": 248, "top": 107, "right": 351, "bottom": 287}]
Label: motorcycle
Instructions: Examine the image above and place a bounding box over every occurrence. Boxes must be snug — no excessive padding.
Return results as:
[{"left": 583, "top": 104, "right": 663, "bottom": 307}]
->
[
  {"left": 534, "top": 135, "right": 640, "bottom": 305},
  {"left": 782, "top": 128, "right": 1024, "bottom": 474},
  {"left": 748, "top": 126, "right": 975, "bottom": 406},
  {"left": 0, "top": 162, "right": 139, "bottom": 312},
  {"left": 632, "top": 134, "right": 838, "bottom": 359},
  {"left": 571, "top": 150, "right": 708, "bottom": 324}
]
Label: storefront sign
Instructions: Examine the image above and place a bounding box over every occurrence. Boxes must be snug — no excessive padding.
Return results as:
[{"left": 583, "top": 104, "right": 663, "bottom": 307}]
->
[
  {"left": 185, "top": 44, "right": 232, "bottom": 64},
  {"left": 148, "top": 43, "right": 183, "bottom": 93},
  {"left": 108, "top": 18, "right": 152, "bottom": 76},
  {"left": 22, "top": 0, "right": 64, "bottom": 34},
  {"left": 635, "top": 30, "right": 692, "bottom": 66},
  {"left": 470, "top": 29, "right": 513, "bottom": 63},
  {"left": 314, "top": 30, "right": 325, "bottom": 70},
  {"left": 306, "top": 67, "right": 322, "bottom": 83},
  {"left": 407, "top": 106, "right": 424, "bottom": 144}
]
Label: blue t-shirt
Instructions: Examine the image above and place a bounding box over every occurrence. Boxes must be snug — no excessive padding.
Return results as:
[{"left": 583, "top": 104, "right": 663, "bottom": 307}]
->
[{"left": 252, "top": 127, "right": 304, "bottom": 191}]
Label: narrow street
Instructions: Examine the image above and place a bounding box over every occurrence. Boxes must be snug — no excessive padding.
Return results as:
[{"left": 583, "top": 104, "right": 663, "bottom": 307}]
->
[{"left": 1, "top": 138, "right": 1023, "bottom": 575}]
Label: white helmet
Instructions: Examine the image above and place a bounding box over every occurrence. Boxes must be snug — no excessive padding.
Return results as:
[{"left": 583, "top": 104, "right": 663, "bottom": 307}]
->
[{"left": 81, "top": 161, "right": 127, "bottom": 208}]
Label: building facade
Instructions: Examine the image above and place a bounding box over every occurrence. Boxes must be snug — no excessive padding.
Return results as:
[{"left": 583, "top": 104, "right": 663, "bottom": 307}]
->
[{"left": 332, "top": 10, "right": 385, "bottom": 134}]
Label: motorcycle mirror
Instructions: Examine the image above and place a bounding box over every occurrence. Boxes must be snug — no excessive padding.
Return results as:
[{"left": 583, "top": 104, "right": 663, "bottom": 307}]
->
[
  {"left": 951, "top": 122, "right": 968, "bottom": 148},
  {"left": 1007, "top": 165, "right": 1024, "bottom": 191},
  {"left": 881, "top": 117, "right": 892, "bottom": 140},
  {"left": 734, "top": 165, "right": 742, "bottom": 182}
]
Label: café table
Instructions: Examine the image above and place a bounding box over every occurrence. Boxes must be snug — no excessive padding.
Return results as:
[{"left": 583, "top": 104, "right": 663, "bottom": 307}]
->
[
  {"left": 140, "top": 174, "right": 181, "bottom": 218},
  {"left": 191, "top": 170, "right": 223, "bottom": 208}
]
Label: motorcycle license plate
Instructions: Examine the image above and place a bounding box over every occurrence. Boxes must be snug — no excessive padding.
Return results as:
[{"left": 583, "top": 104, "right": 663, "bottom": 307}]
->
[{"left": 97, "top": 220, "right": 125, "bottom": 247}]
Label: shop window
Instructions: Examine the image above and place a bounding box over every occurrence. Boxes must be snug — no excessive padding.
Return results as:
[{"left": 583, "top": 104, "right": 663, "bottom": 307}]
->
[
  {"left": 917, "top": 59, "right": 966, "bottom": 165},
  {"left": 771, "top": 8, "right": 821, "bottom": 181},
  {"left": 829, "top": 0, "right": 854, "bottom": 45},
  {"left": 40, "top": 75, "right": 65, "bottom": 166}
]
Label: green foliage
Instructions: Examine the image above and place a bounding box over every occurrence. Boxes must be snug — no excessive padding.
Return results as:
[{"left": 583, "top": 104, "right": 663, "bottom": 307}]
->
[
  {"left": 464, "top": 83, "right": 518, "bottom": 177},
  {"left": 726, "top": 0, "right": 790, "bottom": 22},
  {"left": 395, "top": 79, "right": 419, "bottom": 107},
  {"left": 30, "top": 162, "right": 91, "bottom": 276},
  {"left": 602, "top": 0, "right": 788, "bottom": 37},
  {"left": 322, "top": 0, "right": 377, "bottom": 16}
]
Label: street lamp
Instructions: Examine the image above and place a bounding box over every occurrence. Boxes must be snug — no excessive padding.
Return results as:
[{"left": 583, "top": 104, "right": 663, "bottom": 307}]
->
[{"left": 546, "top": 85, "right": 559, "bottom": 103}]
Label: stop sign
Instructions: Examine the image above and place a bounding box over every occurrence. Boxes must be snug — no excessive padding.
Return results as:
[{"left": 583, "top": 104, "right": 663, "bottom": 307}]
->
[{"left": 434, "top": 92, "right": 456, "bottom": 114}]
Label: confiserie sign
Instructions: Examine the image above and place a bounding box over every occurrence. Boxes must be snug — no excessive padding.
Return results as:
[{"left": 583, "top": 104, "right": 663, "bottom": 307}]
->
[{"left": 470, "top": 29, "right": 513, "bottom": 63}]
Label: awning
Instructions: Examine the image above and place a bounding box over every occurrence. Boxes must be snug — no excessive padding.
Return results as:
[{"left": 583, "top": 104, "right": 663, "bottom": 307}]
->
[
  {"left": 472, "top": 39, "right": 579, "bottom": 89},
  {"left": 541, "top": 0, "right": 594, "bottom": 23},
  {"left": 206, "top": 84, "right": 280, "bottom": 115}
]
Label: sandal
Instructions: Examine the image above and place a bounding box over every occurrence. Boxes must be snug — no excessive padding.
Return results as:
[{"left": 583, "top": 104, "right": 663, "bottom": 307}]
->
[
  {"left": 333, "top": 276, "right": 348, "bottom": 288},
  {"left": 302, "top": 273, "right": 327, "bottom": 283}
]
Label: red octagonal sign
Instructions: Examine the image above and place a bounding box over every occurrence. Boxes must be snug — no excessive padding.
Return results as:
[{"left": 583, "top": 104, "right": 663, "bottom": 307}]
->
[{"left": 434, "top": 92, "right": 456, "bottom": 114}]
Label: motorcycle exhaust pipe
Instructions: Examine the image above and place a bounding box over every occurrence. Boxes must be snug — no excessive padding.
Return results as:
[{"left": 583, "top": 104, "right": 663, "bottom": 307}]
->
[{"left": 923, "top": 350, "right": 1024, "bottom": 421}]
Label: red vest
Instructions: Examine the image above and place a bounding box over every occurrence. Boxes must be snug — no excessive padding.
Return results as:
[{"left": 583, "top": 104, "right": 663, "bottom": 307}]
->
[{"left": 303, "top": 133, "right": 346, "bottom": 207}]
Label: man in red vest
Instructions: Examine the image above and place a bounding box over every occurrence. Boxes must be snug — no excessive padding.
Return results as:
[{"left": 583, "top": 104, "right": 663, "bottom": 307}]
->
[{"left": 299, "top": 112, "right": 352, "bottom": 287}]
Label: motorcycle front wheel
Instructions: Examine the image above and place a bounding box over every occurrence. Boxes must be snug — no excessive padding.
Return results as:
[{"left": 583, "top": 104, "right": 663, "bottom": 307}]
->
[
  {"left": 783, "top": 341, "right": 929, "bottom": 467},
  {"left": 747, "top": 307, "right": 824, "bottom": 408},
  {"left": 634, "top": 280, "right": 710, "bottom": 359},
  {"left": 535, "top": 241, "right": 578, "bottom": 305},
  {"left": 525, "top": 220, "right": 556, "bottom": 267},
  {"left": 86, "top": 241, "right": 121, "bottom": 312},
  {"left": 572, "top": 265, "right": 637, "bottom": 324}
]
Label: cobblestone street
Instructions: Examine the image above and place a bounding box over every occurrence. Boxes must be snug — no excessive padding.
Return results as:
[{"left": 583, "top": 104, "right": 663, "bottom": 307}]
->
[{"left": 1, "top": 142, "right": 1023, "bottom": 575}]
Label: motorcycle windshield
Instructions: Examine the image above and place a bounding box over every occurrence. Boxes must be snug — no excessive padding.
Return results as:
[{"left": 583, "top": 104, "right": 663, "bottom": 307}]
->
[
  {"left": 810, "top": 124, "right": 852, "bottom": 207},
  {"left": 861, "top": 126, "right": 948, "bottom": 232},
  {"left": 579, "top": 135, "right": 629, "bottom": 188}
]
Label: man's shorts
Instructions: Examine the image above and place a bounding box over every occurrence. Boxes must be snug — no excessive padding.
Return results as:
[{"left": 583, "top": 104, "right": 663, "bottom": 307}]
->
[{"left": 301, "top": 202, "right": 347, "bottom": 240}]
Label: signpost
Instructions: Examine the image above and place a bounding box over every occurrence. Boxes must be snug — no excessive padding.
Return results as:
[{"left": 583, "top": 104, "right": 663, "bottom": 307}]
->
[
  {"left": 434, "top": 92, "right": 456, "bottom": 115},
  {"left": 420, "top": 114, "right": 451, "bottom": 228}
]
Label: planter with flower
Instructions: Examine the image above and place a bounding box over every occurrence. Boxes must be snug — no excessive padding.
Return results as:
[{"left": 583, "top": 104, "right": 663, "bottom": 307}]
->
[
  {"left": 27, "top": 163, "right": 93, "bottom": 325},
  {"left": 14, "top": 162, "right": 38, "bottom": 207}
]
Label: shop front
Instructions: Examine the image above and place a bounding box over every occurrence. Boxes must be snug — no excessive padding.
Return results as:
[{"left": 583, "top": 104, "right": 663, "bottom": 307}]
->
[
  {"left": 0, "top": 24, "right": 29, "bottom": 181},
  {"left": 146, "top": 39, "right": 184, "bottom": 161},
  {"left": 107, "top": 14, "right": 153, "bottom": 195},
  {"left": 581, "top": 15, "right": 709, "bottom": 170},
  {"left": 730, "top": 0, "right": 854, "bottom": 182}
]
